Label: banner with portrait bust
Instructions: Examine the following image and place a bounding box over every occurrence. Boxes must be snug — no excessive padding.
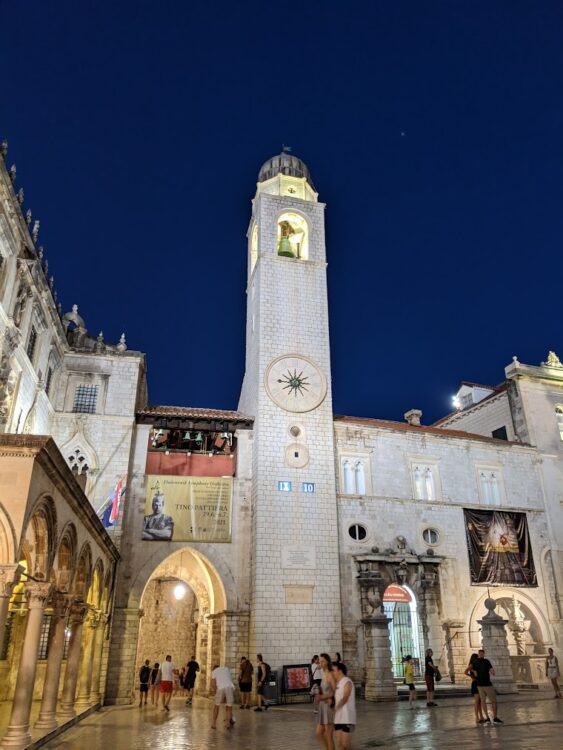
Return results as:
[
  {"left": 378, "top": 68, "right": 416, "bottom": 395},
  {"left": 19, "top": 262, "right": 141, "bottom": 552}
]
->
[
  {"left": 464, "top": 508, "right": 537, "bottom": 587},
  {"left": 143, "top": 475, "right": 232, "bottom": 542}
]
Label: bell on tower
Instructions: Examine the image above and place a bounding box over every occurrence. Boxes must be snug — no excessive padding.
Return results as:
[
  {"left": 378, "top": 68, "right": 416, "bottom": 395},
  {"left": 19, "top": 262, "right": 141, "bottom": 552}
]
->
[{"left": 277, "top": 214, "right": 308, "bottom": 258}]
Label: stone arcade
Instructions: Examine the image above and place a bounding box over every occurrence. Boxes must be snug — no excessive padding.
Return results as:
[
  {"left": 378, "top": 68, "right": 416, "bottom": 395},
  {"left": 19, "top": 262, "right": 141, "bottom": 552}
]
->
[{"left": 0, "top": 143, "right": 562, "bottom": 745}]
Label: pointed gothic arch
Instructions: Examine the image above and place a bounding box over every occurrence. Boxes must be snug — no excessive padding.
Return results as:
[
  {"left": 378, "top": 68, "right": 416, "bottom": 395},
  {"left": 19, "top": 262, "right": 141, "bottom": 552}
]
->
[
  {"left": 73, "top": 542, "right": 93, "bottom": 600},
  {"left": 20, "top": 495, "right": 57, "bottom": 580},
  {"left": 53, "top": 522, "right": 78, "bottom": 593}
]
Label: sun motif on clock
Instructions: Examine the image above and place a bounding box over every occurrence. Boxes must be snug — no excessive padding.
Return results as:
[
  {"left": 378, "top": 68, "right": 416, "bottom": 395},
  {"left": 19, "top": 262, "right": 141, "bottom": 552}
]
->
[{"left": 265, "top": 355, "right": 327, "bottom": 413}]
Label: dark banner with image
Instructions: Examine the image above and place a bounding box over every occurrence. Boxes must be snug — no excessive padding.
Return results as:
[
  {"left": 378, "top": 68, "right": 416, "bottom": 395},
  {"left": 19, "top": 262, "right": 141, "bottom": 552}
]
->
[{"left": 464, "top": 509, "right": 537, "bottom": 587}]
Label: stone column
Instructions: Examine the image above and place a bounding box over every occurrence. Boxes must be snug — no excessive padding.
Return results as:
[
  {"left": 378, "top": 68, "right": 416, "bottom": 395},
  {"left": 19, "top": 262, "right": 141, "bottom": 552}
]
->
[
  {"left": 1, "top": 581, "right": 52, "bottom": 750},
  {"left": 478, "top": 597, "right": 517, "bottom": 694},
  {"left": 34, "top": 593, "right": 71, "bottom": 732},
  {"left": 363, "top": 614, "right": 397, "bottom": 702},
  {"left": 104, "top": 607, "right": 142, "bottom": 705},
  {"left": 222, "top": 611, "right": 250, "bottom": 673},
  {"left": 0, "top": 565, "right": 23, "bottom": 646},
  {"left": 58, "top": 601, "right": 88, "bottom": 719},
  {"left": 442, "top": 620, "right": 470, "bottom": 684},
  {"left": 89, "top": 614, "right": 108, "bottom": 704},
  {"left": 206, "top": 613, "right": 224, "bottom": 693},
  {"left": 74, "top": 609, "right": 101, "bottom": 711},
  {"left": 195, "top": 613, "right": 209, "bottom": 695},
  {"left": 416, "top": 564, "right": 441, "bottom": 653}
]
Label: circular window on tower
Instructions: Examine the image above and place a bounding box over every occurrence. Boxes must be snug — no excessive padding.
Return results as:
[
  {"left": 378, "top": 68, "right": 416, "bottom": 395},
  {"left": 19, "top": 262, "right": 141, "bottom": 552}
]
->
[
  {"left": 422, "top": 527, "right": 440, "bottom": 546},
  {"left": 348, "top": 523, "right": 367, "bottom": 542}
]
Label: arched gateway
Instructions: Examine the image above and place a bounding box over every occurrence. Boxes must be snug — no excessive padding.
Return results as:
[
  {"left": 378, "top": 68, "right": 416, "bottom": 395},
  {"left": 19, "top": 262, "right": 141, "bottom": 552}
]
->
[
  {"left": 105, "top": 543, "right": 250, "bottom": 704},
  {"left": 135, "top": 547, "right": 229, "bottom": 694}
]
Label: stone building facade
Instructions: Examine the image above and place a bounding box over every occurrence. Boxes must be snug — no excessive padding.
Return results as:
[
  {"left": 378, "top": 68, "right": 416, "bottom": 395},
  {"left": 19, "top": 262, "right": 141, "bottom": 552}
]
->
[{"left": 1, "top": 141, "right": 562, "bottom": 741}]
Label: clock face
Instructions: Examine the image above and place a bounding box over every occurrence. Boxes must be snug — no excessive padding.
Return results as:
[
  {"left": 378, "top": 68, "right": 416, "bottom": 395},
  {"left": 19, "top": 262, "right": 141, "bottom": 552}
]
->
[{"left": 265, "top": 355, "right": 327, "bottom": 413}]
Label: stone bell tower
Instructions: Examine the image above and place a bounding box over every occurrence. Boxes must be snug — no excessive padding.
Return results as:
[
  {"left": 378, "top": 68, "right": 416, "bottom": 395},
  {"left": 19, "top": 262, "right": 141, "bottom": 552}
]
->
[{"left": 239, "top": 150, "right": 342, "bottom": 664}]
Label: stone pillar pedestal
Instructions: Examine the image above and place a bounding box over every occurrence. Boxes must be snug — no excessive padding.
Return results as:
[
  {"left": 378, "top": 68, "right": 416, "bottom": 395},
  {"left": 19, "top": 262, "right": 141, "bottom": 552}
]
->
[
  {"left": 442, "top": 620, "right": 470, "bottom": 684},
  {"left": 478, "top": 598, "right": 518, "bottom": 694},
  {"left": 362, "top": 614, "right": 397, "bottom": 702},
  {"left": 59, "top": 602, "right": 88, "bottom": 719},
  {"left": 75, "top": 609, "right": 101, "bottom": 710},
  {"left": 104, "top": 607, "right": 142, "bottom": 705},
  {"left": 1, "top": 582, "right": 52, "bottom": 750},
  {"left": 34, "top": 593, "right": 70, "bottom": 732}
]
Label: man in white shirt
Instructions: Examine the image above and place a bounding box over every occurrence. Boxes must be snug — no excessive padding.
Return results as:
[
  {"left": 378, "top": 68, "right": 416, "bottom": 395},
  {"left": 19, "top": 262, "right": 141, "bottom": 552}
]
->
[
  {"left": 333, "top": 662, "right": 356, "bottom": 749},
  {"left": 160, "top": 655, "right": 175, "bottom": 711},
  {"left": 211, "top": 664, "right": 235, "bottom": 729}
]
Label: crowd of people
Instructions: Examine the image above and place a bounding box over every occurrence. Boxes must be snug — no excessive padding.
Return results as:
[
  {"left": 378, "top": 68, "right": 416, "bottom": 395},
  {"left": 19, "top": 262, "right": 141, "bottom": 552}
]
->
[
  {"left": 138, "top": 654, "right": 200, "bottom": 709},
  {"left": 136, "top": 646, "right": 561, "bottom": 747}
]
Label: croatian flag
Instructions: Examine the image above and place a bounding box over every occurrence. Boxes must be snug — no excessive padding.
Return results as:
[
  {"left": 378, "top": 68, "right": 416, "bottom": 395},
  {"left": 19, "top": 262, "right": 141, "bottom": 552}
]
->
[{"left": 99, "top": 477, "right": 126, "bottom": 528}]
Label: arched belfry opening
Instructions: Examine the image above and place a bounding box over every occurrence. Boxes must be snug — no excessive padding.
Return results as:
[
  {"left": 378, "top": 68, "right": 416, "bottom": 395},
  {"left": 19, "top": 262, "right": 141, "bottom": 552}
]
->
[{"left": 277, "top": 212, "right": 308, "bottom": 259}]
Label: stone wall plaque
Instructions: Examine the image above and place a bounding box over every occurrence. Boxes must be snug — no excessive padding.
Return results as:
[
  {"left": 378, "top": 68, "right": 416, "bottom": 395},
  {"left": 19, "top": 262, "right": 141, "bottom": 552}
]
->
[
  {"left": 284, "top": 585, "right": 314, "bottom": 604},
  {"left": 281, "top": 545, "right": 316, "bottom": 570}
]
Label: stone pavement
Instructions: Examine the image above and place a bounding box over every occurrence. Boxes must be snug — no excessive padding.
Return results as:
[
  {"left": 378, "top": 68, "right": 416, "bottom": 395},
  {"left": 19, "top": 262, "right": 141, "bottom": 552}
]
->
[{"left": 43, "top": 693, "right": 563, "bottom": 750}]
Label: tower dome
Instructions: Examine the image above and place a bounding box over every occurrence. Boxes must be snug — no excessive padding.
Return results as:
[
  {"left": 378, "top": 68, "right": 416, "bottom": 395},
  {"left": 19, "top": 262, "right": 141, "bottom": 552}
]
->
[{"left": 258, "top": 150, "right": 315, "bottom": 189}]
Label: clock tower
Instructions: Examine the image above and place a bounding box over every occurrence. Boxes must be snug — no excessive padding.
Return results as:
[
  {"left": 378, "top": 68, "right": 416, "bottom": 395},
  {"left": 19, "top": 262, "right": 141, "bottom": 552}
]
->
[{"left": 239, "top": 151, "right": 342, "bottom": 664}]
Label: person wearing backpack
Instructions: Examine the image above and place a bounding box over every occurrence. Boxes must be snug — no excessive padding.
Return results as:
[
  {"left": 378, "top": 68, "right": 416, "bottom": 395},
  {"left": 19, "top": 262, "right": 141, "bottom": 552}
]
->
[
  {"left": 138, "top": 659, "right": 151, "bottom": 707},
  {"left": 255, "top": 654, "right": 270, "bottom": 711}
]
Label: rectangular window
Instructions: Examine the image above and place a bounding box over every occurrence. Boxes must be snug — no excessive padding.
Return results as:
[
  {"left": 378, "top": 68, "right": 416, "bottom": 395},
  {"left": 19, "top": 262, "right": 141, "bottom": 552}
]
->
[
  {"left": 492, "top": 426, "right": 508, "bottom": 441},
  {"left": 45, "top": 367, "right": 54, "bottom": 397},
  {"left": 26, "top": 326, "right": 37, "bottom": 362},
  {"left": 72, "top": 384, "right": 98, "bottom": 414},
  {"left": 38, "top": 614, "right": 52, "bottom": 660}
]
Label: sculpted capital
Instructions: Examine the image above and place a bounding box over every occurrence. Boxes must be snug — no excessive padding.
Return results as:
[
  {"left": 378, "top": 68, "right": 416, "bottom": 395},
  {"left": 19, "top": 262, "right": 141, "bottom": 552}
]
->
[{"left": 24, "top": 582, "right": 53, "bottom": 609}]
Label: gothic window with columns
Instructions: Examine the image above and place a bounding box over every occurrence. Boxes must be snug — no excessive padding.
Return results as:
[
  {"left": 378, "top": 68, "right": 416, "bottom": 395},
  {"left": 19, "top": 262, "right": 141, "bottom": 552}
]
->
[
  {"left": 340, "top": 455, "right": 370, "bottom": 495},
  {"left": 411, "top": 463, "right": 439, "bottom": 501},
  {"left": 479, "top": 468, "right": 502, "bottom": 505}
]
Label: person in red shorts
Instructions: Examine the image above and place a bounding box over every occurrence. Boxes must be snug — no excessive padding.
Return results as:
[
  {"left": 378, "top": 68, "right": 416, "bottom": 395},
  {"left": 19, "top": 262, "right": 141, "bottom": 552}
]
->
[{"left": 160, "top": 654, "right": 175, "bottom": 711}]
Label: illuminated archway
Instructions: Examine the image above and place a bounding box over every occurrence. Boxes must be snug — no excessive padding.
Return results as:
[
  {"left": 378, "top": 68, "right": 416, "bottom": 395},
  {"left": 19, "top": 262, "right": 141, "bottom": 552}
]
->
[
  {"left": 134, "top": 547, "right": 229, "bottom": 697},
  {"left": 383, "top": 584, "right": 424, "bottom": 679}
]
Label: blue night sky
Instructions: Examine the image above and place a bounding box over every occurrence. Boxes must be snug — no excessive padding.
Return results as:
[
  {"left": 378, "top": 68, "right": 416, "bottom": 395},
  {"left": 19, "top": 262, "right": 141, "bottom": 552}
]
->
[{"left": 1, "top": 1, "right": 562, "bottom": 423}]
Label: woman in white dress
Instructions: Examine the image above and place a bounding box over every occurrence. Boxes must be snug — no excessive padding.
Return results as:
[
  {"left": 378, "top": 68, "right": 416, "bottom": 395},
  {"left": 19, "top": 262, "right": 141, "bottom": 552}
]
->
[{"left": 545, "top": 648, "right": 561, "bottom": 698}]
